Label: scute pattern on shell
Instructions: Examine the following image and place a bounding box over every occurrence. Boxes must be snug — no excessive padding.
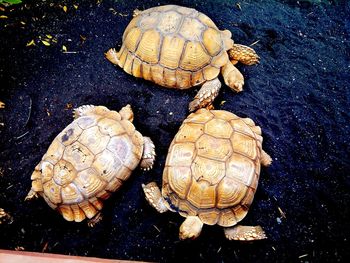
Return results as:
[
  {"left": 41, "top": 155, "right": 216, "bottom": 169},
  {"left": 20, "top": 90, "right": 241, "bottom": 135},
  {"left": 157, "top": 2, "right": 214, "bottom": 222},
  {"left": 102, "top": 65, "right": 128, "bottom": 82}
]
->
[
  {"left": 30, "top": 106, "right": 144, "bottom": 222},
  {"left": 163, "top": 109, "right": 263, "bottom": 227},
  {"left": 116, "top": 5, "right": 232, "bottom": 89}
]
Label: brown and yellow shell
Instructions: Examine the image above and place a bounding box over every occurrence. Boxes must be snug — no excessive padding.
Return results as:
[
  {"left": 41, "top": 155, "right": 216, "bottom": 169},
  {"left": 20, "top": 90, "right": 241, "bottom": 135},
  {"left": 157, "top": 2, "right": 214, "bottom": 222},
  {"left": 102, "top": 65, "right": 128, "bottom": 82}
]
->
[
  {"left": 115, "top": 5, "right": 233, "bottom": 89},
  {"left": 29, "top": 106, "right": 144, "bottom": 222},
  {"left": 162, "top": 108, "right": 263, "bottom": 227}
]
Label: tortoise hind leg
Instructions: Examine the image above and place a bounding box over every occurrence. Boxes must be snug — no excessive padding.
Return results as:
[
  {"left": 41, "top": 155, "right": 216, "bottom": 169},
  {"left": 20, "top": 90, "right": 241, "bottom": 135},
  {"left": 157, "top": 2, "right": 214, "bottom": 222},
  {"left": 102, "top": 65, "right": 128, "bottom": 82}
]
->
[
  {"left": 25, "top": 189, "right": 39, "bottom": 201},
  {"left": 140, "top": 137, "right": 156, "bottom": 170},
  {"left": 224, "top": 225, "right": 266, "bottom": 241},
  {"left": 188, "top": 78, "right": 221, "bottom": 112},
  {"left": 261, "top": 150, "right": 272, "bottom": 167},
  {"left": 142, "top": 182, "right": 168, "bottom": 213},
  {"left": 105, "top": 48, "right": 120, "bottom": 66},
  {"left": 87, "top": 212, "right": 103, "bottom": 227},
  {"left": 179, "top": 216, "right": 203, "bottom": 240}
]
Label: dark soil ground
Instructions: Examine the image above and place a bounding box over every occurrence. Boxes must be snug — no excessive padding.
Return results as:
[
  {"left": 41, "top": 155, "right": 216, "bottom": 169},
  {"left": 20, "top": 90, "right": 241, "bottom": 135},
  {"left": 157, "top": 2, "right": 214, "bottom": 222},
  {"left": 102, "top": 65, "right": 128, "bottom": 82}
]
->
[{"left": 0, "top": 0, "right": 349, "bottom": 262}]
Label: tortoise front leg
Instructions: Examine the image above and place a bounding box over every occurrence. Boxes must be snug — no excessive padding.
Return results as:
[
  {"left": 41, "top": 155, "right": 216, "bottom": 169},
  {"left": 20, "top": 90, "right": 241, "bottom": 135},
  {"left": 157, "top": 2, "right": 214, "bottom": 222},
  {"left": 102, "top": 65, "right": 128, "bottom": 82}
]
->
[
  {"left": 221, "top": 62, "right": 244, "bottom": 92},
  {"left": 140, "top": 137, "right": 156, "bottom": 170},
  {"left": 224, "top": 225, "right": 267, "bottom": 241},
  {"left": 228, "top": 44, "right": 260, "bottom": 65},
  {"left": 142, "top": 182, "right": 168, "bottom": 213},
  {"left": 188, "top": 78, "right": 221, "bottom": 112},
  {"left": 179, "top": 216, "right": 203, "bottom": 240}
]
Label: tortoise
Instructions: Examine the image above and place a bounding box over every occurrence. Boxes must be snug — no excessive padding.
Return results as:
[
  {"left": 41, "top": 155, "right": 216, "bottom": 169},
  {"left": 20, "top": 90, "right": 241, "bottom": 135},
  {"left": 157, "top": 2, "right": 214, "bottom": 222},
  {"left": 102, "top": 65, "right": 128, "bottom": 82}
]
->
[
  {"left": 142, "top": 108, "right": 272, "bottom": 240},
  {"left": 26, "top": 105, "right": 156, "bottom": 225},
  {"left": 106, "top": 5, "right": 260, "bottom": 112}
]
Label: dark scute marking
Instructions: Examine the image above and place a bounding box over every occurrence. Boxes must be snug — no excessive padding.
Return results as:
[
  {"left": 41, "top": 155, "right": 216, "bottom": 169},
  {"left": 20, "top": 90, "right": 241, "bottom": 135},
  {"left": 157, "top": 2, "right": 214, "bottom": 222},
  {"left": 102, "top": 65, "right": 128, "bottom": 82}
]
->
[{"left": 61, "top": 128, "right": 74, "bottom": 143}]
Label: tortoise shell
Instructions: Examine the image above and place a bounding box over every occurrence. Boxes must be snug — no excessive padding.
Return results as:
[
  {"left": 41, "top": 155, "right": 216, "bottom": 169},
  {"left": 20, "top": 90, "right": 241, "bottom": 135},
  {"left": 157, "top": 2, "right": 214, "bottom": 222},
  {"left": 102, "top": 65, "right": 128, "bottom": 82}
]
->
[
  {"left": 29, "top": 106, "right": 144, "bottom": 222},
  {"left": 162, "top": 108, "right": 263, "bottom": 227},
  {"left": 114, "top": 5, "right": 233, "bottom": 89}
]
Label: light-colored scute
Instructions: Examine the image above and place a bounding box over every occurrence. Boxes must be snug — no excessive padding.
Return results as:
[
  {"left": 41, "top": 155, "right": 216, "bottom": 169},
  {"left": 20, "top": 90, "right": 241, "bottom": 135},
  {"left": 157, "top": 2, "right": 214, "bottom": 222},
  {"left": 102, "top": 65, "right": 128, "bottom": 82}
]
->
[
  {"left": 63, "top": 141, "right": 95, "bottom": 171},
  {"left": 98, "top": 118, "right": 125, "bottom": 137},
  {"left": 175, "top": 123, "right": 203, "bottom": 143},
  {"left": 41, "top": 161, "right": 54, "bottom": 184},
  {"left": 157, "top": 11, "right": 182, "bottom": 34},
  {"left": 159, "top": 36, "right": 185, "bottom": 69},
  {"left": 60, "top": 123, "right": 83, "bottom": 146},
  {"left": 187, "top": 180, "right": 216, "bottom": 208},
  {"left": 43, "top": 139, "right": 65, "bottom": 165},
  {"left": 191, "top": 156, "right": 226, "bottom": 185},
  {"left": 203, "top": 28, "right": 222, "bottom": 56},
  {"left": 231, "top": 132, "right": 258, "bottom": 159},
  {"left": 226, "top": 153, "right": 256, "bottom": 187},
  {"left": 61, "top": 183, "right": 84, "bottom": 204},
  {"left": 196, "top": 135, "right": 232, "bottom": 161},
  {"left": 135, "top": 30, "right": 161, "bottom": 64},
  {"left": 180, "top": 42, "right": 211, "bottom": 71},
  {"left": 204, "top": 118, "right": 233, "bottom": 138},
  {"left": 74, "top": 168, "right": 107, "bottom": 198},
  {"left": 184, "top": 108, "right": 214, "bottom": 124},
  {"left": 167, "top": 142, "right": 195, "bottom": 167},
  {"left": 138, "top": 11, "right": 160, "bottom": 31},
  {"left": 79, "top": 126, "right": 110, "bottom": 155},
  {"left": 43, "top": 179, "right": 62, "bottom": 204},
  {"left": 217, "top": 177, "right": 248, "bottom": 208},
  {"left": 124, "top": 27, "right": 142, "bottom": 53},
  {"left": 53, "top": 160, "right": 76, "bottom": 186},
  {"left": 92, "top": 149, "right": 123, "bottom": 182},
  {"left": 179, "top": 17, "right": 205, "bottom": 41},
  {"left": 218, "top": 208, "right": 237, "bottom": 227},
  {"left": 230, "top": 119, "right": 255, "bottom": 137},
  {"left": 167, "top": 166, "right": 192, "bottom": 199},
  {"left": 198, "top": 209, "right": 220, "bottom": 225}
]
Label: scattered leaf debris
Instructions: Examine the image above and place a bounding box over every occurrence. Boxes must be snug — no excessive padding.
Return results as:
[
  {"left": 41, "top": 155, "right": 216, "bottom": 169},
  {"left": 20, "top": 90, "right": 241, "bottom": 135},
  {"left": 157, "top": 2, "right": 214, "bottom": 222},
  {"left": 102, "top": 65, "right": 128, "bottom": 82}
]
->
[
  {"left": 15, "top": 246, "right": 25, "bottom": 251},
  {"left": 153, "top": 225, "right": 160, "bottom": 233},
  {"left": 250, "top": 40, "right": 260, "bottom": 46},
  {"left": 63, "top": 6, "right": 67, "bottom": 13},
  {"left": 62, "top": 45, "right": 67, "bottom": 52},
  {"left": 65, "top": 103, "right": 73, "bottom": 110},
  {"left": 236, "top": 3, "right": 242, "bottom": 11},
  {"left": 0, "top": 101, "right": 5, "bottom": 108},
  {"left": 277, "top": 206, "right": 286, "bottom": 219},
  {"left": 41, "top": 242, "right": 49, "bottom": 253},
  {"left": 0, "top": 15, "right": 8, "bottom": 19},
  {"left": 220, "top": 100, "right": 226, "bottom": 106},
  {"left": 26, "top": 39, "right": 35, "bottom": 46},
  {"left": 41, "top": 40, "right": 50, "bottom": 46}
]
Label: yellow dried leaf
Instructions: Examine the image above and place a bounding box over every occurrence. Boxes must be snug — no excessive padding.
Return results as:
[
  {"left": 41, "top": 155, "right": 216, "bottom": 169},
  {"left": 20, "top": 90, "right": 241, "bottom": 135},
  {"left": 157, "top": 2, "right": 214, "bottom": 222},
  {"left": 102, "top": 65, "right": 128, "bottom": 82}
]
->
[
  {"left": 41, "top": 40, "right": 50, "bottom": 46},
  {"left": 0, "top": 101, "right": 5, "bottom": 108},
  {"left": 62, "top": 45, "right": 67, "bottom": 52},
  {"left": 0, "top": 15, "right": 8, "bottom": 19},
  {"left": 220, "top": 100, "right": 226, "bottom": 106},
  {"left": 20, "top": 21, "right": 26, "bottom": 25},
  {"left": 63, "top": 6, "right": 67, "bottom": 12},
  {"left": 73, "top": 4, "right": 78, "bottom": 10},
  {"left": 26, "top": 39, "right": 35, "bottom": 47},
  {"left": 46, "top": 34, "right": 52, "bottom": 39}
]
